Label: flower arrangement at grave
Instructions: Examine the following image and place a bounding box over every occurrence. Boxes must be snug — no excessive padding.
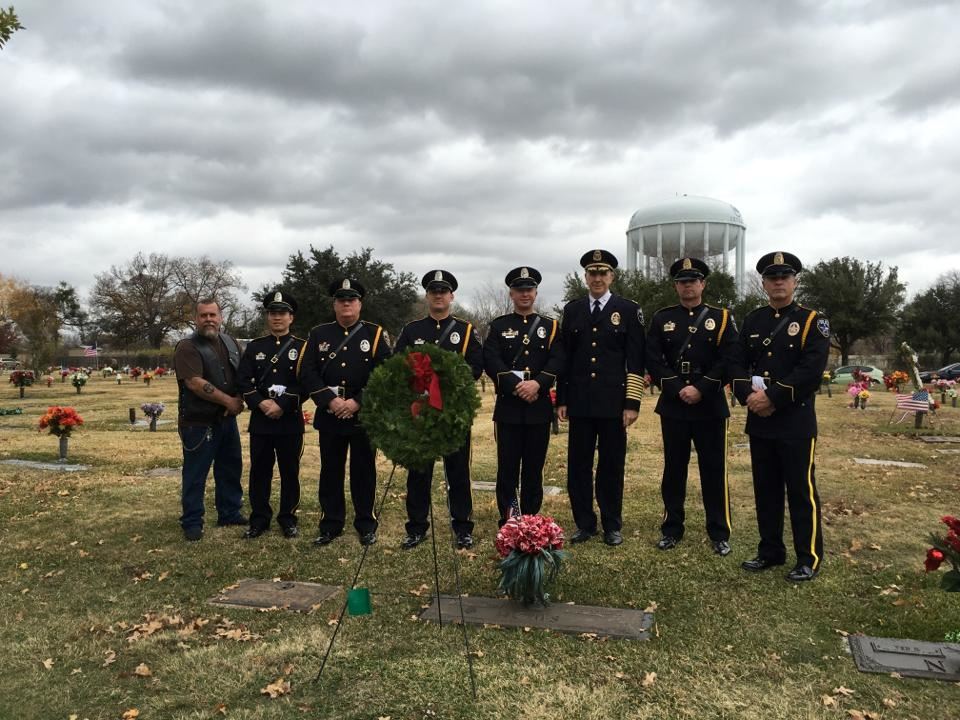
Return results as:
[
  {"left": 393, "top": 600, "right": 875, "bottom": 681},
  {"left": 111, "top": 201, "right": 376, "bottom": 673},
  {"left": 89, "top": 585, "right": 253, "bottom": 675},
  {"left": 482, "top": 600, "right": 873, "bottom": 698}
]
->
[
  {"left": 71, "top": 371, "right": 88, "bottom": 394},
  {"left": 143, "top": 371, "right": 154, "bottom": 387},
  {"left": 847, "top": 370, "right": 871, "bottom": 409},
  {"left": 925, "top": 515, "right": 960, "bottom": 592},
  {"left": 883, "top": 370, "right": 909, "bottom": 392},
  {"left": 857, "top": 389, "right": 870, "bottom": 409},
  {"left": 154, "top": 366, "right": 167, "bottom": 377},
  {"left": 495, "top": 514, "right": 568, "bottom": 607},
  {"left": 934, "top": 378, "right": 956, "bottom": 404},
  {"left": 38, "top": 406, "right": 84, "bottom": 461},
  {"left": 43, "top": 374, "right": 54, "bottom": 387},
  {"left": 141, "top": 402, "right": 164, "bottom": 431},
  {"left": 130, "top": 367, "right": 142, "bottom": 381},
  {"left": 9, "top": 369, "right": 34, "bottom": 398},
  {"left": 363, "top": 343, "right": 481, "bottom": 471},
  {"left": 302, "top": 409, "right": 313, "bottom": 425},
  {"left": 101, "top": 367, "right": 114, "bottom": 378}
]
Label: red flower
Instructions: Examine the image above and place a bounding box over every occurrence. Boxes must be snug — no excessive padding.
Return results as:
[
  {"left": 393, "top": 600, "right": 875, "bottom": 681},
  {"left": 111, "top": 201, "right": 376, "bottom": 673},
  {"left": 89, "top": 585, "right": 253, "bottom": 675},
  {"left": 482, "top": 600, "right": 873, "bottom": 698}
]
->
[
  {"left": 495, "top": 514, "right": 565, "bottom": 558},
  {"left": 926, "top": 548, "right": 946, "bottom": 572},
  {"left": 943, "top": 516, "right": 960, "bottom": 533}
]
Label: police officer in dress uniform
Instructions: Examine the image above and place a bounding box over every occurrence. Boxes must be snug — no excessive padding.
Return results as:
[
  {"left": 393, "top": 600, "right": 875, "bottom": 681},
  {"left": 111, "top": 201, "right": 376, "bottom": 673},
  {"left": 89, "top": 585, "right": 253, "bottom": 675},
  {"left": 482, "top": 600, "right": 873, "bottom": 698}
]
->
[
  {"left": 646, "top": 258, "right": 739, "bottom": 556},
  {"left": 556, "top": 250, "right": 646, "bottom": 547},
  {"left": 237, "top": 291, "right": 306, "bottom": 539},
  {"left": 730, "top": 252, "right": 830, "bottom": 582},
  {"left": 395, "top": 270, "right": 483, "bottom": 550},
  {"left": 483, "top": 267, "right": 565, "bottom": 525},
  {"left": 298, "top": 279, "right": 391, "bottom": 546}
]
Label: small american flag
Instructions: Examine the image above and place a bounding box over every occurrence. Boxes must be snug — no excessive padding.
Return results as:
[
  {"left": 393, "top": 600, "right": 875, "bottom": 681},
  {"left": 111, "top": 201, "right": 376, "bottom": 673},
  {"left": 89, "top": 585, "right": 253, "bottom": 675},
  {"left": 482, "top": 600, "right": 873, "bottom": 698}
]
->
[
  {"left": 82, "top": 345, "right": 98, "bottom": 357},
  {"left": 896, "top": 390, "right": 930, "bottom": 412},
  {"left": 508, "top": 495, "right": 521, "bottom": 519}
]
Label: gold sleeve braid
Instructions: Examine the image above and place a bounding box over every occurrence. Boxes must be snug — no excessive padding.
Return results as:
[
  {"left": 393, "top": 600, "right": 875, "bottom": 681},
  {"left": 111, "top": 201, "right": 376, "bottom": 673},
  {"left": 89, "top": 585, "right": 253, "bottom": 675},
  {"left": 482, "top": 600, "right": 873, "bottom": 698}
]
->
[{"left": 626, "top": 372, "right": 646, "bottom": 403}]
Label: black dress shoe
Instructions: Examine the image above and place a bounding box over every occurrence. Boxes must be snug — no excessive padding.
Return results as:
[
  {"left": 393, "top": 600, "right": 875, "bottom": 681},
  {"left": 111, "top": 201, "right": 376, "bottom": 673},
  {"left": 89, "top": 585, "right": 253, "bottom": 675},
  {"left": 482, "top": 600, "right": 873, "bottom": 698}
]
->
[
  {"left": 785, "top": 565, "right": 819, "bottom": 582},
  {"left": 712, "top": 540, "right": 732, "bottom": 556},
  {"left": 216, "top": 515, "right": 248, "bottom": 527},
  {"left": 456, "top": 533, "right": 474, "bottom": 549},
  {"left": 401, "top": 533, "right": 426, "bottom": 550},
  {"left": 656, "top": 535, "right": 679, "bottom": 551},
  {"left": 741, "top": 556, "right": 785, "bottom": 572},
  {"left": 312, "top": 529, "right": 343, "bottom": 546},
  {"left": 359, "top": 531, "right": 378, "bottom": 546},
  {"left": 281, "top": 525, "right": 299, "bottom": 538},
  {"left": 603, "top": 530, "right": 623, "bottom": 546},
  {"left": 183, "top": 526, "right": 203, "bottom": 542},
  {"left": 569, "top": 529, "right": 596, "bottom": 544},
  {"left": 243, "top": 526, "right": 267, "bottom": 539}
]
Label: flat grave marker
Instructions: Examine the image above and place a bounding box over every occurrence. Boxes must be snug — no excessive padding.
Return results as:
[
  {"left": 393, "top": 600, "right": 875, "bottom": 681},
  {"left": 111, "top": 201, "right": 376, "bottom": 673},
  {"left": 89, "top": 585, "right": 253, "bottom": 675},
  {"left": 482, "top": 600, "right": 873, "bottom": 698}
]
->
[
  {"left": 0, "top": 459, "right": 90, "bottom": 472},
  {"left": 209, "top": 578, "right": 339, "bottom": 613},
  {"left": 849, "top": 636, "right": 960, "bottom": 682},
  {"left": 419, "top": 595, "right": 653, "bottom": 640},
  {"left": 472, "top": 481, "right": 564, "bottom": 496},
  {"left": 919, "top": 436, "right": 960, "bottom": 444},
  {"left": 853, "top": 458, "right": 927, "bottom": 469}
]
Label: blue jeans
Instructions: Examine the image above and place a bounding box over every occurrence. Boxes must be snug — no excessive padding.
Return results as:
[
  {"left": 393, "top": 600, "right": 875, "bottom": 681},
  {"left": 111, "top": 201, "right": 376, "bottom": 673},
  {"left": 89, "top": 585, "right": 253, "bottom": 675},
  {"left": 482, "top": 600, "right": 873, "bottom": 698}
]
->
[{"left": 180, "top": 417, "right": 244, "bottom": 529}]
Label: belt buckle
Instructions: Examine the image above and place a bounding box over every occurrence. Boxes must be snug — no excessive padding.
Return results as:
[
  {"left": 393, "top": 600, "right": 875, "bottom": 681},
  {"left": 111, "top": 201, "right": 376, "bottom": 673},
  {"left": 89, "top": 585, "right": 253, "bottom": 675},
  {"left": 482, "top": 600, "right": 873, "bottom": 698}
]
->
[
  {"left": 337, "top": 386, "right": 345, "bottom": 399},
  {"left": 680, "top": 361, "right": 690, "bottom": 374},
  {"left": 523, "top": 370, "right": 531, "bottom": 381}
]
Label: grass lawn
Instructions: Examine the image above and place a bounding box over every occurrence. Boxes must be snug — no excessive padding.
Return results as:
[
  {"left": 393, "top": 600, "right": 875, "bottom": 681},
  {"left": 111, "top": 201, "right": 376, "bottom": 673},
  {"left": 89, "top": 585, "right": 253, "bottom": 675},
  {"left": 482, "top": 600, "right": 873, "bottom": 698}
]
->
[{"left": 1, "top": 375, "right": 959, "bottom": 720}]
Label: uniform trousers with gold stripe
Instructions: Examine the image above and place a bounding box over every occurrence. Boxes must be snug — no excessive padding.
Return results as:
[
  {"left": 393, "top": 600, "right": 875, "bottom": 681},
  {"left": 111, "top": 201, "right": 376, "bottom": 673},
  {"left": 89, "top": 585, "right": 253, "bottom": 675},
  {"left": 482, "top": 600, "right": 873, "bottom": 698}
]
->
[
  {"left": 405, "top": 434, "right": 474, "bottom": 537},
  {"left": 659, "top": 416, "right": 730, "bottom": 542},
  {"left": 748, "top": 435, "right": 822, "bottom": 569},
  {"left": 567, "top": 418, "right": 626, "bottom": 534},
  {"left": 248, "top": 433, "right": 303, "bottom": 531},
  {"left": 495, "top": 422, "right": 551, "bottom": 525},
  {"left": 318, "top": 428, "right": 378, "bottom": 536}
]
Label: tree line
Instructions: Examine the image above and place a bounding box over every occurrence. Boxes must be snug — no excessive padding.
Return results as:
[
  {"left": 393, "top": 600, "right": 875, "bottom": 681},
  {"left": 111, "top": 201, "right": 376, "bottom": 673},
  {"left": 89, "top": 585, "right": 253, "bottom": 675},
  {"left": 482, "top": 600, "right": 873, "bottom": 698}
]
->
[{"left": 2, "top": 250, "right": 958, "bottom": 372}]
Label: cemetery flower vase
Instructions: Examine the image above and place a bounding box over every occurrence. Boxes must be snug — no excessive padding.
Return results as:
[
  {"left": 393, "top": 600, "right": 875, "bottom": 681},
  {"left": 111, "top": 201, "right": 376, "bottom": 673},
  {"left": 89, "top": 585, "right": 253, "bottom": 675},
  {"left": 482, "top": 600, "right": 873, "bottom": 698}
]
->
[
  {"left": 149, "top": 416, "right": 157, "bottom": 432},
  {"left": 58, "top": 435, "right": 68, "bottom": 462}
]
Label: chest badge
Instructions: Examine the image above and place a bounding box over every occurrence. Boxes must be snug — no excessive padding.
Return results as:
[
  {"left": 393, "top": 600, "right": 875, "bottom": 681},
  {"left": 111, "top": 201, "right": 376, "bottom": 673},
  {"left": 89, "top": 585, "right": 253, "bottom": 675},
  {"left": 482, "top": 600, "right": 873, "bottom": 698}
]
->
[
  {"left": 360, "top": 339, "right": 371, "bottom": 352},
  {"left": 663, "top": 321, "right": 676, "bottom": 332},
  {"left": 414, "top": 338, "right": 425, "bottom": 345},
  {"left": 537, "top": 325, "right": 547, "bottom": 339},
  {"left": 502, "top": 328, "right": 518, "bottom": 339},
  {"left": 610, "top": 312, "right": 621, "bottom": 326},
  {"left": 787, "top": 321, "right": 800, "bottom": 336},
  {"left": 255, "top": 352, "right": 266, "bottom": 361},
  {"left": 450, "top": 331, "right": 462, "bottom": 345},
  {"left": 704, "top": 318, "right": 716, "bottom": 331},
  {"left": 287, "top": 348, "right": 298, "bottom": 361},
  {"left": 317, "top": 342, "right": 330, "bottom": 352}
]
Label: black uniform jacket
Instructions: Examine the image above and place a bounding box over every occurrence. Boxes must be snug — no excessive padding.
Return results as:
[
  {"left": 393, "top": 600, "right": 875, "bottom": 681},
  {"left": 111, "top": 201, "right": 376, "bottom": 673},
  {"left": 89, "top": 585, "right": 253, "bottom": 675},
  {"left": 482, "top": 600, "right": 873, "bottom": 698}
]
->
[
  {"left": 297, "top": 320, "right": 391, "bottom": 433},
  {"left": 394, "top": 315, "right": 483, "bottom": 380},
  {"left": 238, "top": 333, "right": 307, "bottom": 434},
  {"left": 556, "top": 294, "right": 646, "bottom": 419},
  {"left": 730, "top": 302, "right": 831, "bottom": 439},
  {"left": 646, "top": 303, "right": 738, "bottom": 421},
  {"left": 483, "top": 312, "right": 564, "bottom": 424}
]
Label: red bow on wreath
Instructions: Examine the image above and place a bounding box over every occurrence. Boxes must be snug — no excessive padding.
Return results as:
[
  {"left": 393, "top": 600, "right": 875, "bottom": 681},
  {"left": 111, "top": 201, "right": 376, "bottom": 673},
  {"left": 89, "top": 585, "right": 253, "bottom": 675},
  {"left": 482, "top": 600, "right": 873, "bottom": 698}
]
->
[{"left": 408, "top": 352, "right": 443, "bottom": 417}]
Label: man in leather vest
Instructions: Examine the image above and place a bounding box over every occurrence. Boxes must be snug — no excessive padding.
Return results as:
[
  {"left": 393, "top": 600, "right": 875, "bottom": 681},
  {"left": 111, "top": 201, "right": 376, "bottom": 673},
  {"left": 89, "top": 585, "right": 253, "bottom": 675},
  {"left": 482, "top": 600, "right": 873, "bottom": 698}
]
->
[{"left": 173, "top": 299, "right": 246, "bottom": 542}]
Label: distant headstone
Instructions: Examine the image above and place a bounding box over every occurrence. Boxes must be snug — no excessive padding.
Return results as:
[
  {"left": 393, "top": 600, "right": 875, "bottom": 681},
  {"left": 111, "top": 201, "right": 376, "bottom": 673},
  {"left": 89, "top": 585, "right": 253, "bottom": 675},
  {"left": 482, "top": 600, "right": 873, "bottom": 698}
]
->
[
  {"left": 145, "top": 467, "right": 181, "bottom": 478},
  {"left": 919, "top": 436, "right": 960, "bottom": 443},
  {"left": 419, "top": 595, "right": 653, "bottom": 640},
  {"left": 849, "top": 636, "right": 960, "bottom": 681},
  {"left": 209, "top": 578, "right": 339, "bottom": 613},
  {"left": 471, "top": 481, "right": 564, "bottom": 496},
  {"left": 936, "top": 449, "right": 960, "bottom": 455},
  {"left": 853, "top": 458, "right": 927, "bottom": 469}
]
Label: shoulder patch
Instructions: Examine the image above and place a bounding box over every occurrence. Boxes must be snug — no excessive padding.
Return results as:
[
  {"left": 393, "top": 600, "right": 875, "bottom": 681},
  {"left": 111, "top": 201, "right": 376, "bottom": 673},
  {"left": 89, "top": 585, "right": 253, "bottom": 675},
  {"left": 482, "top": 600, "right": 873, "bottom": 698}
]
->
[{"left": 817, "top": 317, "right": 830, "bottom": 338}]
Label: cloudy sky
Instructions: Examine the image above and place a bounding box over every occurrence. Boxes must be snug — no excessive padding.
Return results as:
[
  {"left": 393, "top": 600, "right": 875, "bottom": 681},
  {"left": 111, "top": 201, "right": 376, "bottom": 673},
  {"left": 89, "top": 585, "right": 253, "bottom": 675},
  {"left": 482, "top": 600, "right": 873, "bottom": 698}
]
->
[{"left": 2, "top": 0, "right": 958, "bottom": 311}]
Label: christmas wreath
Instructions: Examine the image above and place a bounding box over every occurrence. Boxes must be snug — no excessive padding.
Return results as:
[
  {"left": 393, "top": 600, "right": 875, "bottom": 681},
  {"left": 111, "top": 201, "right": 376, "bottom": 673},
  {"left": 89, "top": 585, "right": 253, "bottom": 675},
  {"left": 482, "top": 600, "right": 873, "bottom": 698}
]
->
[{"left": 363, "top": 343, "right": 481, "bottom": 471}]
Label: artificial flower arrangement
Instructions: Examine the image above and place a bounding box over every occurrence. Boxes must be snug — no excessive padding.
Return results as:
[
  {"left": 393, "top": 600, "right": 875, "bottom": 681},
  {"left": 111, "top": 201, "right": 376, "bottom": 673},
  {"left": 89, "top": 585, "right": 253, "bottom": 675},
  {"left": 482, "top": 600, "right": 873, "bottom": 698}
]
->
[
  {"left": 38, "top": 406, "right": 84, "bottom": 438},
  {"left": 71, "top": 372, "right": 88, "bottom": 393},
  {"left": 925, "top": 515, "right": 960, "bottom": 592},
  {"left": 143, "top": 371, "right": 154, "bottom": 386},
  {"left": 8, "top": 369, "right": 34, "bottom": 386},
  {"left": 154, "top": 366, "right": 167, "bottom": 377},
  {"left": 130, "top": 367, "right": 143, "bottom": 380},
  {"left": 883, "top": 370, "right": 909, "bottom": 391},
  {"left": 141, "top": 402, "right": 164, "bottom": 431},
  {"left": 495, "top": 514, "right": 568, "bottom": 607}
]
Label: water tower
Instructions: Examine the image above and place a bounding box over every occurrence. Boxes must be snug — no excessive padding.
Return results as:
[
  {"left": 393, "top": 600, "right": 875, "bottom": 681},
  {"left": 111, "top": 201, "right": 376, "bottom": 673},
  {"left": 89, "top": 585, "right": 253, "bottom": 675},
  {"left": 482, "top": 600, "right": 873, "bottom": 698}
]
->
[{"left": 625, "top": 195, "right": 747, "bottom": 295}]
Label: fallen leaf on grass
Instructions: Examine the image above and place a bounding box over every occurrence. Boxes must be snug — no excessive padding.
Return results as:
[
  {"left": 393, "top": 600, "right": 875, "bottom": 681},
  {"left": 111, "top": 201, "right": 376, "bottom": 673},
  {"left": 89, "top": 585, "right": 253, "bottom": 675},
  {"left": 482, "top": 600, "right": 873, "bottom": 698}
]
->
[
  {"left": 882, "top": 698, "right": 897, "bottom": 708},
  {"left": 122, "top": 710, "right": 139, "bottom": 719},
  {"left": 213, "top": 703, "right": 227, "bottom": 715},
  {"left": 848, "top": 539, "right": 863, "bottom": 553},
  {"left": 821, "top": 695, "right": 838, "bottom": 708},
  {"left": 134, "top": 663, "right": 152, "bottom": 677},
  {"left": 103, "top": 651, "right": 117, "bottom": 666},
  {"left": 469, "top": 650, "right": 484, "bottom": 658},
  {"left": 41, "top": 658, "right": 54, "bottom": 670},
  {"left": 833, "top": 686, "right": 855, "bottom": 697},
  {"left": 641, "top": 672, "right": 657, "bottom": 687},
  {"left": 869, "top": 543, "right": 881, "bottom": 550},
  {"left": 644, "top": 601, "right": 658, "bottom": 613},
  {"left": 408, "top": 583, "right": 431, "bottom": 597},
  {"left": 157, "top": 571, "right": 170, "bottom": 582},
  {"left": 260, "top": 678, "right": 291, "bottom": 698},
  {"left": 18, "top": 562, "right": 28, "bottom": 570}
]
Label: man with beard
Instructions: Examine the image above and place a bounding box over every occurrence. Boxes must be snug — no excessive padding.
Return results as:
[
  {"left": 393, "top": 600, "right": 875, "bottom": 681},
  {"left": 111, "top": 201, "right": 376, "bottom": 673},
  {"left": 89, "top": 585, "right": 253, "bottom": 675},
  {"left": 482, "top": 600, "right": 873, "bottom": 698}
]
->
[
  {"left": 646, "top": 258, "right": 738, "bottom": 556},
  {"left": 483, "top": 266, "right": 565, "bottom": 525},
  {"left": 299, "top": 279, "right": 391, "bottom": 547},
  {"left": 557, "top": 250, "right": 645, "bottom": 547},
  {"left": 730, "top": 252, "right": 830, "bottom": 582},
  {"left": 173, "top": 299, "right": 246, "bottom": 542},
  {"left": 237, "top": 290, "right": 305, "bottom": 539},
  {"left": 395, "top": 270, "right": 483, "bottom": 550}
]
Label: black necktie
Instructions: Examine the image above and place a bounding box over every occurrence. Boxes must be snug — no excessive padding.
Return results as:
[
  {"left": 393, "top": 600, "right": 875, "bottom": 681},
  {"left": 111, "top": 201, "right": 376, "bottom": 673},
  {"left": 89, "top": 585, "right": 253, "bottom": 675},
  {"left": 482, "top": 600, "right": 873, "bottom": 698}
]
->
[{"left": 591, "top": 299, "right": 601, "bottom": 322}]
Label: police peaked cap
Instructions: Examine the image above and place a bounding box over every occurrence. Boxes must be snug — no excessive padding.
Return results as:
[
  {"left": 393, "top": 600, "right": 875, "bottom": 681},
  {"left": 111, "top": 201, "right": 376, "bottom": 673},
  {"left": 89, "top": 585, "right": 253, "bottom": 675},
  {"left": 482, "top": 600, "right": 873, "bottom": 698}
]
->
[
  {"left": 422, "top": 269, "right": 458, "bottom": 292},
  {"left": 670, "top": 257, "right": 710, "bottom": 280},
  {"left": 580, "top": 249, "right": 618, "bottom": 271},
  {"left": 504, "top": 266, "right": 542, "bottom": 289},
  {"left": 756, "top": 251, "right": 803, "bottom": 277},
  {"left": 263, "top": 289, "right": 297, "bottom": 313},
  {"left": 329, "top": 278, "right": 365, "bottom": 299}
]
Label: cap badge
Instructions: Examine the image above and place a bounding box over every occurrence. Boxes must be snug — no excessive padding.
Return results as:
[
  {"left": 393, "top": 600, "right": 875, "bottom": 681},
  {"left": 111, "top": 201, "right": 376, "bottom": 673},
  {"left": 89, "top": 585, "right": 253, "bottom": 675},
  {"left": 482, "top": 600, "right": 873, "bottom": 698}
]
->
[
  {"left": 593, "top": 250, "right": 602, "bottom": 261},
  {"left": 273, "top": 292, "right": 282, "bottom": 302},
  {"left": 774, "top": 252, "right": 784, "bottom": 265},
  {"left": 342, "top": 279, "right": 350, "bottom": 289},
  {"left": 682, "top": 258, "right": 692, "bottom": 270},
  {"left": 434, "top": 270, "right": 443, "bottom": 282},
  {"left": 520, "top": 267, "right": 529, "bottom": 278}
]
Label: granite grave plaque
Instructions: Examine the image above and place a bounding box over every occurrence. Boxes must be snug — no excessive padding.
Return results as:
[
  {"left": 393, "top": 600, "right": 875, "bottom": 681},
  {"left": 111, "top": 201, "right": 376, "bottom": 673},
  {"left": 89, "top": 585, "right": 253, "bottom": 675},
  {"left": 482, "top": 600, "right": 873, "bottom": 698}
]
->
[
  {"left": 209, "top": 578, "right": 339, "bottom": 613},
  {"left": 848, "top": 636, "right": 960, "bottom": 681}
]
